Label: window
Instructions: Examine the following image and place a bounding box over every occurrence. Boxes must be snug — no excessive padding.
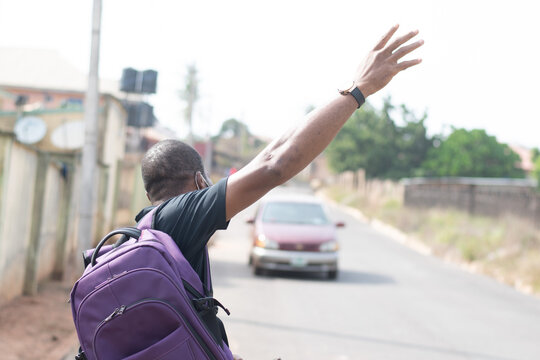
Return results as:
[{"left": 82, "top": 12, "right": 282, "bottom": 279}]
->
[{"left": 262, "top": 202, "right": 330, "bottom": 225}]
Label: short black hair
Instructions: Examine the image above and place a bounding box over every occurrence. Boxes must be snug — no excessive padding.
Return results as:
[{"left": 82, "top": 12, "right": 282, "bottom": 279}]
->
[{"left": 141, "top": 139, "right": 205, "bottom": 202}]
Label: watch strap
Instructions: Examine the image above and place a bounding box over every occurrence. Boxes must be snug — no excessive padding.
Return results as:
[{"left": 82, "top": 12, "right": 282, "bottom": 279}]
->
[{"left": 350, "top": 87, "right": 365, "bottom": 108}]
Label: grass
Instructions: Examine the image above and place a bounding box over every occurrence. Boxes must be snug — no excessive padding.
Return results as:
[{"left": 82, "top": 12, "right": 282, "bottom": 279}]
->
[{"left": 324, "top": 185, "right": 540, "bottom": 295}]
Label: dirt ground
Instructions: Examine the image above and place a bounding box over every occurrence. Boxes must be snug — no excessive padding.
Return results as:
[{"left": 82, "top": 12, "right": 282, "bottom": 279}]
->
[
  {"left": 0, "top": 236, "right": 221, "bottom": 360},
  {"left": 0, "top": 280, "right": 78, "bottom": 360}
]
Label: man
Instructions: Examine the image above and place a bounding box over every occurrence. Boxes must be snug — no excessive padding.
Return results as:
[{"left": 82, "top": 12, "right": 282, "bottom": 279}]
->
[{"left": 137, "top": 25, "right": 423, "bottom": 358}]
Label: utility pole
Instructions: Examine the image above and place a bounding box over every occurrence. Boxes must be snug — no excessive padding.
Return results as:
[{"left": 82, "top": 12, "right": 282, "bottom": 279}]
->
[
  {"left": 181, "top": 64, "right": 198, "bottom": 146},
  {"left": 78, "top": 0, "right": 102, "bottom": 254}
]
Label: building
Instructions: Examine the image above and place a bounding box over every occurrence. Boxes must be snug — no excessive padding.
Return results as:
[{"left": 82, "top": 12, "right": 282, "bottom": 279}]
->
[{"left": 0, "top": 47, "right": 128, "bottom": 303}]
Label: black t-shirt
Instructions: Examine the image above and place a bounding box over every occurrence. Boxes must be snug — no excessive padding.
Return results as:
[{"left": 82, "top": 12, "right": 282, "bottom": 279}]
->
[{"left": 134, "top": 177, "right": 229, "bottom": 281}]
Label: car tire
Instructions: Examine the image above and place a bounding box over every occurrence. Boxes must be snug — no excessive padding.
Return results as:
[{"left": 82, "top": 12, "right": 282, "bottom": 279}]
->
[
  {"left": 253, "top": 266, "right": 265, "bottom": 276},
  {"left": 327, "top": 270, "right": 338, "bottom": 280}
]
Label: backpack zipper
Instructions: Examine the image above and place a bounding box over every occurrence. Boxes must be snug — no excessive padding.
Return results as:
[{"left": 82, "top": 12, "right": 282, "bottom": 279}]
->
[
  {"left": 77, "top": 267, "right": 206, "bottom": 329},
  {"left": 103, "top": 305, "right": 126, "bottom": 322},
  {"left": 92, "top": 298, "right": 217, "bottom": 360}
]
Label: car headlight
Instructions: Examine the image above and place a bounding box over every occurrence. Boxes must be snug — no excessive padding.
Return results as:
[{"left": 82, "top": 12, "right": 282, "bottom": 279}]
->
[
  {"left": 255, "top": 234, "right": 279, "bottom": 249},
  {"left": 319, "top": 241, "right": 339, "bottom": 252}
]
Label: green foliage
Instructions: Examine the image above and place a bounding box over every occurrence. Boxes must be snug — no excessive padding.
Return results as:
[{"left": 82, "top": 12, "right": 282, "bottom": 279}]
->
[
  {"left": 326, "top": 97, "right": 432, "bottom": 179},
  {"left": 422, "top": 128, "right": 524, "bottom": 178},
  {"left": 532, "top": 148, "right": 540, "bottom": 189},
  {"left": 387, "top": 105, "right": 432, "bottom": 179},
  {"left": 532, "top": 148, "right": 540, "bottom": 162},
  {"left": 533, "top": 157, "right": 540, "bottom": 189}
]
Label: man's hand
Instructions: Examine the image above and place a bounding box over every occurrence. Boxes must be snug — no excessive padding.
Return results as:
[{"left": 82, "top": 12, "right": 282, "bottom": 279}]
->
[
  {"left": 355, "top": 24, "right": 423, "bottom": 98},
  {"left": 225, "top": 25, "right": 423, "bottom": 221}
]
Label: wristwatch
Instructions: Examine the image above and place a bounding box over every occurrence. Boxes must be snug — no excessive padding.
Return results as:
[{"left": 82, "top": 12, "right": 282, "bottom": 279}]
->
[{"left": 338, "top": 81, "right": 365, "bottom": 109}]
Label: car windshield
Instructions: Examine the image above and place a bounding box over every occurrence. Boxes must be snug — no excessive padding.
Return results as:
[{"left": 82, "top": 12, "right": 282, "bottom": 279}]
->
[{"left": 261, "top": 201, "right": 330, "bottom": 225}]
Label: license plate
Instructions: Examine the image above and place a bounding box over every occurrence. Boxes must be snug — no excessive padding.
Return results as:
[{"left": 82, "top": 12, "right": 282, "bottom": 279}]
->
[{"left": 290, "top": 257, "right": 307, "bottom": 267}]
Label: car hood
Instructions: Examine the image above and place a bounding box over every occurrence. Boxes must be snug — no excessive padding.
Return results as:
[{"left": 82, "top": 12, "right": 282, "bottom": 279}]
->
[{"left": 259, "top": 222, "right": 335, "bottom": 244}]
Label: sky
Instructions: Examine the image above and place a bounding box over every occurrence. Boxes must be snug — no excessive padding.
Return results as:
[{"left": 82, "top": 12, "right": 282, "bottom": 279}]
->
[{"left": 0, "top": 0, "right": 539, "bottom": 148}]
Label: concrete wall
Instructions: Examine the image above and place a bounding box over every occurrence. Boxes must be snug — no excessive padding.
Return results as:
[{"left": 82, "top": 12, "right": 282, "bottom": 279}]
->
[
  {"left": 0, "top": 96, "right": 130, "bottom": 304},
  {"left": 333, "top": 170, "right": 404, "bottom": 203},
  {"left": 95, "top": 97, "right": 127, "bottom": 240},
  {"left": 0, "top": 140, "right": 80, "bottom": 303},
  {"left": 36, "top": 162, "right": 64, "bottom": 282},
  {"left": 59, "top": 162, "right": 81, "bottom": 284},
  {"left": 113, "top": 154, "right": 150, "bottom": 227},
  {"left": 0, "top": 138, "right": 37, "bottom": 303},
  {"left": 403, "top": 177, "right": 540, "bottom": 224},
  {"left": 332, "top": 172, "right": 540, "bottom": 225}
]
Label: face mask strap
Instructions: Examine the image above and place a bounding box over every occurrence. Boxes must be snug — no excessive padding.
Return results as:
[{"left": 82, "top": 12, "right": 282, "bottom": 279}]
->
[{"left": 195, "top": 171, "right": 210, "bottom": 190}]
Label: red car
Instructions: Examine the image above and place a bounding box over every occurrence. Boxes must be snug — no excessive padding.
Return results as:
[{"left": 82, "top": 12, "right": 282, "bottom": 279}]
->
[{"left": 247, "top": 194, "right": 344, "bottom": 279}]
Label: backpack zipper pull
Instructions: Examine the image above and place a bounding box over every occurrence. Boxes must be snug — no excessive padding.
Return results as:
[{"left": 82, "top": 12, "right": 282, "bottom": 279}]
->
[
  {"left": 104, "top": 305, "right": 126, "bottom": 322},
  {"left": 212, "top": 298, "right": 230, "bottom": 316},
  {"left": 192, "top": 297, "right": 231, "bottom": 316}
]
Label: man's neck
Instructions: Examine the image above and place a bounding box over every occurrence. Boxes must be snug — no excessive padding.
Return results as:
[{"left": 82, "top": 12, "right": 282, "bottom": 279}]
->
[{"left": 151, "top": 187, "right": 197, "bottom": 206}]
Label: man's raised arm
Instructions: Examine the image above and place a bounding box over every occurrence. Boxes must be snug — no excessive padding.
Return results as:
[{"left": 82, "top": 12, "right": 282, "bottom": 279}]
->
[{"left": 225, "top": 25, "right": 423, "bottom": 220}]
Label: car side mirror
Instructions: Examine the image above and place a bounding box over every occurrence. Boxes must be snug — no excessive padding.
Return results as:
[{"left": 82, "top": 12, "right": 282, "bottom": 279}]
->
[
  {"left": 246, "top": 218, "right": 255, "bottom": 225},
  {"left": 335, "top": 221, "right": 345, "bottom": 228}
]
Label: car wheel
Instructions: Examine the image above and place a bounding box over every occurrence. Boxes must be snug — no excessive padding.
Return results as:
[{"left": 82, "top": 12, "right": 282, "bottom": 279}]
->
[
  {"left": 253, "top": 266, "right": 264, "bottom": 276},
  {"left": 327, "top": 270, "right": 338, "bottom": 280}
]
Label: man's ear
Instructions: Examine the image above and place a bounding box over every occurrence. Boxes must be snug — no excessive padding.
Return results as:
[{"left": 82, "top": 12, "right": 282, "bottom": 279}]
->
[
  {"left": 146, "top": 192, "right": 151, "bottom": 202},
  {"left": 196, "top": 171, "right": 210, "bottom": 189}
]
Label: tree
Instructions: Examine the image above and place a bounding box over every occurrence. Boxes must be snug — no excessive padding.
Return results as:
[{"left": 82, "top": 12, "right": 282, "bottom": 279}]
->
[
  {"left": 326, "top": 103, "right": 392, "bottom": 177},
  {"left": 533, "top": 148, "right": 540, "bottom": 189},
  {"left": 387, "top": 104, "right": 432, "bottom": 178},
  {"left": 532, "top": 147, "right": 540, "bottom": 162},
  {"left": 326, "top": 98, "right": 432, "bottom": 179},
  {"left": 216, "top": 118, "right": 249, "bottom": 139},
  {"left": 422, "top": 128, "right": 524, "bottom": 178},
  {"left": 533, "top": 155, "right": 540, "bottom": 190},
  {"left": 212, "top": 118, "right": 267, "bottom": 171}
]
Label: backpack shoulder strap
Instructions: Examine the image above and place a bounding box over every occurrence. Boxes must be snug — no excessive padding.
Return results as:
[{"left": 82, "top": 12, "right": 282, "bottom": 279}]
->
[
  {"left": 138, "top": 206, "right": 213, "bottom": 296},
  {"left": 203, "top": 247, "right": 213, "bottom": 297},
  {"left": 137, "top": 206, "right": 158, "bottom": 230}
]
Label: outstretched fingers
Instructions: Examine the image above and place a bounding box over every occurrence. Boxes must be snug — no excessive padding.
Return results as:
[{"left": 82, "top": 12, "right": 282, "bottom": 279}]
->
[
  {"left": 373, "top": 24, "right": 400, "bottom": 51},
  {"left": 396, "top": 58, "right": 422, "bottom": 71},
  {"left": 389, "top": 39, "right": 424, "bottom": 62},
  {"left": 385, "top": 29, "right": 420, "bottom": 54},
  {"left": 355, "top": 26, "right": 423, "bottom": 97}
]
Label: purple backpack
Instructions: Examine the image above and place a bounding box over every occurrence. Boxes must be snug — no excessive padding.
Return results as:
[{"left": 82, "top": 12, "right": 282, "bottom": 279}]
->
[{"left": 70, "top": 209, "right": 234, "bottom": 360}]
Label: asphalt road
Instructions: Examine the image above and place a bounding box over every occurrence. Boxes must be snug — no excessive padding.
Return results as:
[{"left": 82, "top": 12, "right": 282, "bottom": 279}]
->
[{"left": 209, "top": 193, "right": 540, "bottom": 360}]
